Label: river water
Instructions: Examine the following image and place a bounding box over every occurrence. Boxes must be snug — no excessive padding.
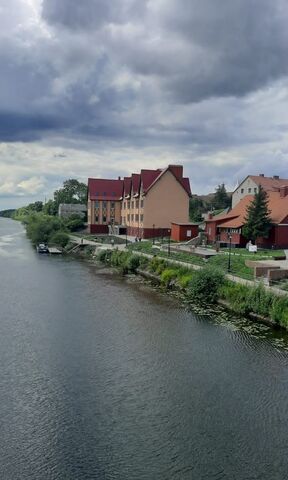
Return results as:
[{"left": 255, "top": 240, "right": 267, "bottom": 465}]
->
[{"left": 1, "top": 218, "right": 288, "bottom": 479}]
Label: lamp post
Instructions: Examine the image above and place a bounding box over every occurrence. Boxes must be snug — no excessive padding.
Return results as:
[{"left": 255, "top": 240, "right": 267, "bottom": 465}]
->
[
  {"left": 125, "top": 227, "right": 128, "bottom": 247},
  {"left": 227, "top": 232, "right": 232, "bottom": 272},
  {"left": 153, "top": 224, "right": 155, "bottom": 245},
  {"left": 168, "top": 229, "right": 171, "bottom": 256}
]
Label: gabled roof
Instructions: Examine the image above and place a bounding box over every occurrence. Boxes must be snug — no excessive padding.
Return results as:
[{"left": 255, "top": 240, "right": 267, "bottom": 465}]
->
[
  {"left": 141, "top": 169, "right": 162, "bottom": 193},
  {"left": 142, "top": 165, "right": 191, "bottom": 197},
  {"left": 214, "top": 191, "right": 288, "bottom": 229},
  {"left": 131, "top": 173, "right": 141, "bottom": 195},
  {"left": 123, "top": 177, "right": 131, "bottom": 197},
  {"left": 236, "top": 174, "right": 288, "bottom": 193},
  {"left": 88, "top": 178, "right": 123, "bottom": 201}
]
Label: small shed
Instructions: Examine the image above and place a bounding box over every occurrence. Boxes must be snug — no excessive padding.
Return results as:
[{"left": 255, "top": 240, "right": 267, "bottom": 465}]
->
[{"left": 171, "top": 222, "right": 199, "bottom": 242}]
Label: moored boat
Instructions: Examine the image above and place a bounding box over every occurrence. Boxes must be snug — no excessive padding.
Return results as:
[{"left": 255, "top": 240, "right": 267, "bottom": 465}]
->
[{"left": 36, "top": 243, "right": 49, "bottom": 254}]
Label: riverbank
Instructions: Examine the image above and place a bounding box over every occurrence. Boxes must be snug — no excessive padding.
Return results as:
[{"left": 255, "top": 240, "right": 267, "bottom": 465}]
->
[{"left": 93, "top": 247, "right": 288, "bottom": 330}]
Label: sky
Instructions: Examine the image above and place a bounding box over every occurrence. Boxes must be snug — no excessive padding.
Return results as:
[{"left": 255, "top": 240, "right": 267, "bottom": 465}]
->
[{"left": 1, "top": 0, "right": 288, "bottom": 209}]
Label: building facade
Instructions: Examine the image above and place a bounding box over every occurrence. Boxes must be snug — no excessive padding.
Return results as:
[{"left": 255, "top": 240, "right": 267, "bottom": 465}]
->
[
  {"left": 206, "top": 188, "right": 288, "bottom": 248},
  {"left": 88, "top": 165, "right": 191, "bottom": 237},
  {"left": 232, "top": 174, "right": 288, "bottom": 207}
]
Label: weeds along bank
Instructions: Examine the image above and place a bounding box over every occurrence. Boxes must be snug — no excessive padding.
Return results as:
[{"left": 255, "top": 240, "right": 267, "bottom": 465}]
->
[{"left": 96, "top": 249, "right": 288, "bottom": 330}]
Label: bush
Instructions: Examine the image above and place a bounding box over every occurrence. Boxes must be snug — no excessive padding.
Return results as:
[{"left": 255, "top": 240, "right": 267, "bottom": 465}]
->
[
  {"left": 97, "top": 249, "right": 112, "bottom": 263},
  {"left": 126, "top": 254, "right": 141, "bottom": 273},
  {"left": 270, "top": 297, "right": 288, "bottom": 327},
  {"left": 187, "top": 266, "right": 225, "bottom": 304},
  {"left": 49, "top": 231, "right": 69, "bottom": 248},
  {"left": 160, "top": 268, "right": 178, "bottom": 288},
  {"left": 177, "top": 273, "right": 194, "bottom": 289}
]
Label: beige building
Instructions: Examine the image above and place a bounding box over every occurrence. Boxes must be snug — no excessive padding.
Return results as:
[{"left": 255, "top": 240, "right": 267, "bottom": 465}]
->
[
  {"left": 88, "top": 165, "right": 191, "bottom": 238},
  {"left": 232, "top": 174, "right": 288, "bottom": 207}
]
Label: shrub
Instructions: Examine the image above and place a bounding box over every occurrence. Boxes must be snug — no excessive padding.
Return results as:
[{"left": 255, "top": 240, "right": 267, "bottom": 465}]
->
[
  {"left": 97, "top": 249, "right": 111, "bottom": 263},
  {"left": 160, "top": 268, "right": 178, "bottom": 288},
  {"left": 270, "top": 297, "right": 288, "bottom": 327},
  {"left": 177, "top": 273, "right": 194, "bottom": 289},
  {"left": 49, "top": 231, "right": 69, "bottom": 247},
  {"left": 126, "top": 254, "right": 141, "bottom": 273},
  {"left": 187, "top": 266, "right": 225, "bottom": 304}
]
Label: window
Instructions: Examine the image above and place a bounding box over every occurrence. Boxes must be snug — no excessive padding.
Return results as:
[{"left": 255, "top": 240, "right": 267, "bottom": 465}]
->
[
  {"left": 248, "top": 188, "right": 251, "bottom": 193},
  {"left": 131, "top": 201, "right": 134, "bottom": 209},
  {"left": 135, "top": 214, "right": 139, "bottom": 221},
  {"left": 95, "top": 215, "right": 99, "bottom": 223},
  {"left": 123, "top": 202, "right": 126, "bottom": 210},
  {"left": 140, "top": 200, "right": 144, "bottom": 208},
  {"left": 127, "top": 201, "right": 130, "bottom": 209},
  {"left": 95, "top": 200, "right": 100, "bottom": 207},
  {"left": 127, "top": 214, "right": 130, "bottom": 221},
  {"left": 241, "top": 188, "right": 244, "bottom": 194},
  {"left": 140, "top": 214, "right": 143, "bottom": 222},
  {"left": 103, "top": 216, "right": 107, "bottom": 223},
  {"left": 111, "top": 202, "right": 115, "bottom": 208},
  {"left": 103, "top": 192, "right": 106, "bottom": 196},
  {"left": 102, "top": 201, "right": 107, "bottom": 208},
  {"left": 254, "top": 188, "right": 257, "bottom": 193},
  {"left": 136, "top": 200, "right": 139, "bottom": 208}
]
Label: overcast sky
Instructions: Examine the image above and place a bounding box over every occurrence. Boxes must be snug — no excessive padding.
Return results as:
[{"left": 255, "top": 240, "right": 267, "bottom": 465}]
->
[{"left": 1, "top": 0, "right": 288, "bottom": 208}]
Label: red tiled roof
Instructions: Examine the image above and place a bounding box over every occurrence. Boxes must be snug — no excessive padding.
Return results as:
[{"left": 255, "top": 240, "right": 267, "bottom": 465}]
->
[
  {"left": 123, "top": 177, "right": 131, "bottom": 197},
  {"left": 181, "top": 177, "right": 192, "bottom": 197},
  {"left": 141, "top": 169, "right": 162, "bottom": 192},
  {"left": 214, "top": 191, "right": 288, "bottom": 229},
  {"left": 88, "top": 178, "right": 123, "bottom": 201},
  {"left": 131, "top": 173, "right": 141, "bottom": 195},
  {"left": 246, "top": 175, "right": 288, "bottom": 191},
  {"left": 142, "top": 165, "right": 191, "bottom": 196}
]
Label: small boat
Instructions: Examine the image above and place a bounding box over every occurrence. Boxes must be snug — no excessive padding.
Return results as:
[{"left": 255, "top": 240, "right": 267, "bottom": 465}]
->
[{"left": 36, "top": 243, "right": 49, "bottom": 254}]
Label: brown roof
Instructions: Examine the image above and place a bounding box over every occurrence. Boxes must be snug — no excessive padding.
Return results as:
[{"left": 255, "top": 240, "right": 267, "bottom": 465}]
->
[
  {"left": 246, "top": 175, "right": 288, "bottom": 191},
  {"left": 215, "top": 191, "right": 288, "bottom": 229}
]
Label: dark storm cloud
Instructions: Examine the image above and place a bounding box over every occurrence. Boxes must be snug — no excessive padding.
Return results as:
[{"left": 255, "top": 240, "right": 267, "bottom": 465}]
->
[
  {"left": 0, "top": 112, "right": 68, "bottom": 142},
  {"left": 1, "top": 0, "right": 288, "bottom": 200}
]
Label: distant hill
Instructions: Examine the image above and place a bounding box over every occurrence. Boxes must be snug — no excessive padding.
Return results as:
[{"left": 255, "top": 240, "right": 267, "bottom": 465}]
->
[{"left": 192, "top": 191, "right": 232, "bottom": 205}]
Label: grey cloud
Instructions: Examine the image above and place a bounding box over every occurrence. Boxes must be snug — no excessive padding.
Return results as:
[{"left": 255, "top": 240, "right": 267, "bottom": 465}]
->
[{"left": 42, "top": 0, "right": 148, "bottom": 30}]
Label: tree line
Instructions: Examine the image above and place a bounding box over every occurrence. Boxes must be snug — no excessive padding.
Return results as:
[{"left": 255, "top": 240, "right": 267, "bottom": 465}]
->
[
  {"left": 12, "top": 179, "right": 88, "bottom": 248},
  {"left": 189, "top": 183, "right": 231, "bottom": 222}
]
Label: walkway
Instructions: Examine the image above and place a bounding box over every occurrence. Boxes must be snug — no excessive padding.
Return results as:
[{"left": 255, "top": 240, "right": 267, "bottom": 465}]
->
[{"left": 132, "top": 251, "right": 288, "bottom": 297}]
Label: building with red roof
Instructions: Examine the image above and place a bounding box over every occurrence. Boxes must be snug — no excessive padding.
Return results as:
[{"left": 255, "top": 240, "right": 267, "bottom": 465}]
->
[
  {"left": 205, "top": 188, "right": 288, "bottom": 248},
  {"left": 87, "top": 165, "right": 191, "bottom": 237},
  {"left": 232, "top": 173, "right": 288, "bottom": 207}
]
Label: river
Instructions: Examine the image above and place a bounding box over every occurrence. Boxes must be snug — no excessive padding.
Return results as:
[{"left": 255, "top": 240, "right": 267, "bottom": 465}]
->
[{"left": 1, "top": 218, "right": 288, "bottom": 479}]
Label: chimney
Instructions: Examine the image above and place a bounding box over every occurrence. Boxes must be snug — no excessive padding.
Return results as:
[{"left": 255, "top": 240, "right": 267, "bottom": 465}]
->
[
  {"left": 280, "top": 186, "right": 288, "bottom": 198},
  {"left": 259, "top": 173, "right": 264, "bottom": 177},
  {"left": 118, "top": 176, "right": 121, "bottom": 180},
  {"left": 273, "top": 175, "right": 279, "bottom": 180},
  {"left": 168, "top": 165, "right": 183, "bottom": 179}
]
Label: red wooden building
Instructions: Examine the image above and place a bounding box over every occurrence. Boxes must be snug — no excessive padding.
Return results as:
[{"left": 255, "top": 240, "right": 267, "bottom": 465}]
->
[
  {"left": 205, "top": 188, "right": 288, "bottom": 248},
  {"left": 171, "top": 222, "right": 199, "bottom": 242}
]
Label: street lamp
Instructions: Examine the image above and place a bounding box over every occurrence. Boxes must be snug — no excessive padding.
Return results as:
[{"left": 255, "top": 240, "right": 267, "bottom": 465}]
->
[
  {"left": 125, "top": 227, "right": 128, "bottom": 247},
  {"left": 153, "top": 224, "right": 155, "bottom": 245},
  {"left": 227, "top": 232, "right": 232, "bottom": 272},
  {"left": 167, "top": 229, "right": 171, "bottom": 256}
]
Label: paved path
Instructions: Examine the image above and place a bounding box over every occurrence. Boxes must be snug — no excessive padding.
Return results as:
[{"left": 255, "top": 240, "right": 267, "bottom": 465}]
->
[{"left": 132, "top": 251, "right": 288, "bottom": 297}]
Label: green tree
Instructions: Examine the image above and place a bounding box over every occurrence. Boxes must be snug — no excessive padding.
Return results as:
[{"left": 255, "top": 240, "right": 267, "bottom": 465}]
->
[
  {"left": 189, "top": 196, "right": 206, "bottom": 222},
  {"left": 25, "top": 213, "right": 64, "bottom": 244},
  {"left": 242, "top": 185, "right": 272, "bottom": 242},
  {"left": 212, "top": 184, "right": 231, "bottom": 210},
  {"left": 43, "top": 199, "right": 58, "bottom": 216},
  {"left": 54, "top": 179, "right": 87, "bottom": 208},
  {"left": 63, "top": 214, "right": 85, "bottom": 232},
  {"left": 49, "top": 231, "right": 70, "bottom": 248}
]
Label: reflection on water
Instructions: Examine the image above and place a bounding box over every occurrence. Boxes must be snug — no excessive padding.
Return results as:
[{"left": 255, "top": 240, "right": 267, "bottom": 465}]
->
[{"left": 1, "top": 218, "right": 288, "bottom": 480}]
